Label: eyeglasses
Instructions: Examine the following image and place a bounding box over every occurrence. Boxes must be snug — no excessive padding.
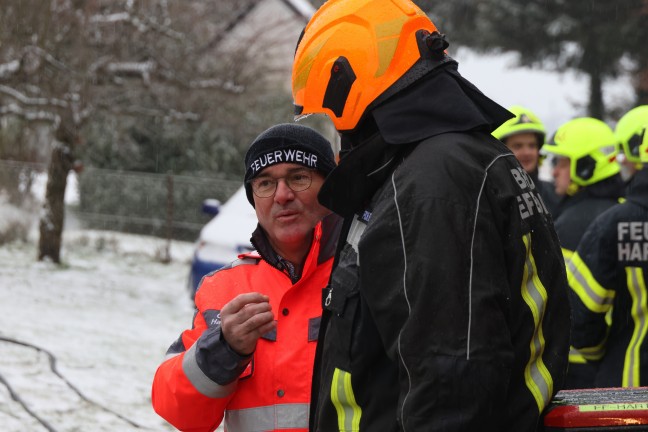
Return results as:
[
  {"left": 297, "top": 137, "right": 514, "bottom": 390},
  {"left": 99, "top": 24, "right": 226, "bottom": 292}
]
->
[{"left": 249, "top": 169, "right": 314, "bottom": 198}]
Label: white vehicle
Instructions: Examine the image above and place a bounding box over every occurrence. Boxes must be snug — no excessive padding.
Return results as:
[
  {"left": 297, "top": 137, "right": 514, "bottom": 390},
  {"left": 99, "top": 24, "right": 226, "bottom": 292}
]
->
[{"left": 188, "top": 186, "right": 257, "bottom": 295}]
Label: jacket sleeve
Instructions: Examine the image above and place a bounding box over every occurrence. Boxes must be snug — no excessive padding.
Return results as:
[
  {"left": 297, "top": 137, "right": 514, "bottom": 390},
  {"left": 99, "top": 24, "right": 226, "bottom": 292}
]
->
[
  {"left": 358, "top": 177, "right": 514, "bottom": 430},
  {"left": 567, "top": 217, "right": 616, "bottom": 359},
  {"left": 151, "top": 280, "right": 252, "bottom": 432}
]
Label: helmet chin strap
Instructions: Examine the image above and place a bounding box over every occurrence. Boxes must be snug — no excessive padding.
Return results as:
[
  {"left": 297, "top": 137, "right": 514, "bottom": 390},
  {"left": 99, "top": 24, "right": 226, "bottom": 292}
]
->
[{"left": 567, "top": 182, "right": 580, "bottom": 196}]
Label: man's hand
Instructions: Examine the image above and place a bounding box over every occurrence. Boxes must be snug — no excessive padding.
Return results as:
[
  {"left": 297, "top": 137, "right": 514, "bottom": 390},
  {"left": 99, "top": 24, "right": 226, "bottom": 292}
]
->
[{"left": 220, "top": 292, "right": 276, "bottom": 356}]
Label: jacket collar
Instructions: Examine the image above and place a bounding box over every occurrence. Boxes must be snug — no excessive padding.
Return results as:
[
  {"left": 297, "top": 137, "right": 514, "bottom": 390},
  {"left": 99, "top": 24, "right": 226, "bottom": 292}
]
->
[
  {"left": 370, "top": 63, "right": 513, "bottom": 145},
  {"left": 318, "top": 63, "right": 512, "bottom": 218},
  {"left": 249, "top": 213, "right": 341, "bottom": 281},
  {"left": 626, "top": 169, "right": 648, "bottom": 206},
  {"left": 581, "top": 174, "right": 625, "bottom": 200},
  {"left": 557, "top": 174, "right": 625, "bottom": 210}
]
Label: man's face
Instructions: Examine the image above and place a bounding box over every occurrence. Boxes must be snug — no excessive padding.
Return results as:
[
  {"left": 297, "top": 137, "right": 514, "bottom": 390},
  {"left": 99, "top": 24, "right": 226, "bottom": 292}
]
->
[
  {"left": 252, "top": 163, "right": 329, "bottom": 254},
  {"left": 552, "top": 157, "right": 572, "bottom": 196},
  {"left": 505, "top": 133, "right": 540, "bottom": 174},
  {"left": 618, "top": 153, "right": 638, "bottom": 181}
]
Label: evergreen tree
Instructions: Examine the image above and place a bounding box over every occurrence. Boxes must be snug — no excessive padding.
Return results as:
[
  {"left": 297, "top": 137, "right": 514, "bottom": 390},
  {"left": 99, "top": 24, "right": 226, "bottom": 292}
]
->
[{"left": 418, "top": 0, "right": 648, "bottom": 119}]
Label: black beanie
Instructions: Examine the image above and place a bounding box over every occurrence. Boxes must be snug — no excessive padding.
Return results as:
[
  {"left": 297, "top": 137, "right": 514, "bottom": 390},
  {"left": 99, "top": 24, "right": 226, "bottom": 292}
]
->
[{"left": 244, "top": 123, "right": 336, "bottom": 205}]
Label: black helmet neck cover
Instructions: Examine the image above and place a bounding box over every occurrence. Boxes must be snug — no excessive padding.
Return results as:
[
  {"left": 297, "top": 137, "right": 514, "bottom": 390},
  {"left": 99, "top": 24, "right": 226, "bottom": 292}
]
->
[{"left": 318, "top": 62, "right": 513, "bottom": 216}]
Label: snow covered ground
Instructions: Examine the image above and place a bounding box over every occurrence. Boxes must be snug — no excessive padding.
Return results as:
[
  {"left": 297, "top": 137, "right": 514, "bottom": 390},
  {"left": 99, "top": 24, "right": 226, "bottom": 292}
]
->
[{"left": 0, "top": 226, "right": 204, "bottom": 431}]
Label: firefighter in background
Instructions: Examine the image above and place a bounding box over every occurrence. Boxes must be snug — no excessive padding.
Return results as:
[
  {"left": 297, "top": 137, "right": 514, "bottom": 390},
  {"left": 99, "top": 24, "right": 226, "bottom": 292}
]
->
[
  {"left": 542, "top": 117, "right": 625, "bottom": 259},
  {"left": 541, "top": 117, "right": 625, "bottom": 389},
  {"left": 151, "top": 124, "right": 340, "bottom": 432},
  {"left": 492, "top": 105, "right": 559, "bottom": 215},
  {"left": 615, "top": 105, "right": 648, "bottom": 185},
  {"left": 292, "top": 0, "right": 570, "bottom": 430},
  {"left": 567, "top": 123, "right": 648, "bottom": 388}
]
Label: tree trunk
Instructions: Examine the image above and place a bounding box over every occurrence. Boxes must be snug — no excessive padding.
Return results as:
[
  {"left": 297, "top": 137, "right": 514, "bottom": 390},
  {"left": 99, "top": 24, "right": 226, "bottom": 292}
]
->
[
  {"left": 38, "top": 144, "right": 73, "bottom": 263},
  {"left": 588, "top": 70, "right": 605, "bottom": 120}
]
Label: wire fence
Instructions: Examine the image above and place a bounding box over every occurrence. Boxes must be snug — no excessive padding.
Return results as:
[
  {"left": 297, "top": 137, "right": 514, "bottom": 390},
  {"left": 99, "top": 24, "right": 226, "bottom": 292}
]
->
[
  {"left": 0, "top": 159, "right": 242, "bottom": 241},
  {"left": 0, "top": 159, "right": 45, "bottom": 206}
]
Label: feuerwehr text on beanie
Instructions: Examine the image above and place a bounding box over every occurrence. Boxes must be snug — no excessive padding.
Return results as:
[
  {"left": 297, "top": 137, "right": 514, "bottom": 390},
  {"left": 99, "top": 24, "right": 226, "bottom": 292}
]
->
[{"left": 244, "top": 123, "right": 336, "bottom": 205}]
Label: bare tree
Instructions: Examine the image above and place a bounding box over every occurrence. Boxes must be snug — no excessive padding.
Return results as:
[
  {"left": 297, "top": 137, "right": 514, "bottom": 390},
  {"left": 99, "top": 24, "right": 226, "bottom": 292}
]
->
[{"left": 0, "top": 0, "right": 302, "bottom": 262}]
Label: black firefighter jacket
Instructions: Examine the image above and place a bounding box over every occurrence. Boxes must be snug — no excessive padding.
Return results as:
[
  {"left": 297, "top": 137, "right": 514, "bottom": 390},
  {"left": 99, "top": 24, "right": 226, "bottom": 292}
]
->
[
  {"left": 551, "top": 175, "right": 624, "bottom": 389},
  {"left": 310, "top": 131, "right": 571, "bottom": 431},
  {"left": 530, "top": 170, "right": 560, "bottom": 218},
  {"left": 553, "top": 175, "right": 625, "bottom": 258},
  {"left": 568, "top": 168, "right": 648, "bottom": 387}
]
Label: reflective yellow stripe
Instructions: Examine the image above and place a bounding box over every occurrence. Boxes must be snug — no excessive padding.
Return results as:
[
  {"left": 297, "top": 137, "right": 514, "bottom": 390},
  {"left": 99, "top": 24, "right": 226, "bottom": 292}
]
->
[
  {"left": 606, "top": 307, "right": 614, "bottom": 327},
  {"left": 331, "top": 368, "right": 361, "bottom": 432},
  {"left": 567, "top": 252, "right": 616, "bottom": 313},
  {"left": 569, "top": 342, "right": 607, "bottom": 363},
  {"left": 579, "top": 342, "right": 607, "bottom": 361},
  {"left": 569, "top": 346, "right": 587, "bottom": 364},
  {"left": 623, "top": 267, "right": 648, "bottom": 387},
  {"left": 562, "top": 247, "right": 574, "bottom": 262},
  {"left": 521, "top": 234, "right": 553, "bottom": 412}
]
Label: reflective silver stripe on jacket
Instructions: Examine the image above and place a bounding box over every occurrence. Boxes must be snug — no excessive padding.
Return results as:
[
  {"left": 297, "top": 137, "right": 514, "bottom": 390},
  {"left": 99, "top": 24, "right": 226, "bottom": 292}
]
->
[
  {"left": 467, "top": 153, "right": 514, "bottom": 359},
  {"left": 521, "top": 234, "right": 553, "bottom": 412},
  {"left": 391, "top": 170, "right": 414, "bottom": 431},
  {"left": 225, "top": 403, "right": 309, "bottom": 431},
  {"left": 567, "top": 255, "right": 615, "bottom": 313},
  {"left": 182, "top": 342, "right": 237, "bottom": 398},
  {"left": 624, "top": 266, "right": 648, "bottom": 387},
  {"left": 330, "top": 367, "right": 362, "bottom": 431}
]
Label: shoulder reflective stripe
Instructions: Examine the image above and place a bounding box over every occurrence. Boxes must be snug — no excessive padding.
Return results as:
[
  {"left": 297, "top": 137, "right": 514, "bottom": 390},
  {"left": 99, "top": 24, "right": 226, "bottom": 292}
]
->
[
  {"left": 224, "top": 403, "right": 309, "bottom": 431},
  {"left": 331, "top": 368, "right": 361, "bottom": 432},
  {"left": 623, "top": 267, "right": 648, "bottom": 387},
  {"left": 521, "top": 234, "right": 553, "bottom": 413},
  {"left": 567, "top": 252, "right": 616, "bottom": 313},
  {"left": 182, "top": 342, "right": 237, "bottom": 398}
]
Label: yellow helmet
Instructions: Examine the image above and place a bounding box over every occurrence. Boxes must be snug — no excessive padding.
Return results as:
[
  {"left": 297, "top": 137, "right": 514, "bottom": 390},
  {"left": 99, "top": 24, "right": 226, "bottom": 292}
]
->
[
  {"left": 542, "top": 117, "right": 620, "bottom": 186},
  {"left": 292, "top": 0, "right": 449, "bottom": 132},
  {"left": 614, "top": 105, "right": 648, "bottom": 163},
  {"left": 492, "top": 105, "right": 546, "bottom": 145},
  {"left": 639, "top": 123, "right": 648, "bottom": 164}
]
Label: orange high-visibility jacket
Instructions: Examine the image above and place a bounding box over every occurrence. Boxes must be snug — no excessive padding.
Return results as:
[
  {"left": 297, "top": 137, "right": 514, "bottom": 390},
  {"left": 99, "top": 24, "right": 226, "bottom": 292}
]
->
[{"left": 152, "top": 214, "right": 339, "bottom": 432}]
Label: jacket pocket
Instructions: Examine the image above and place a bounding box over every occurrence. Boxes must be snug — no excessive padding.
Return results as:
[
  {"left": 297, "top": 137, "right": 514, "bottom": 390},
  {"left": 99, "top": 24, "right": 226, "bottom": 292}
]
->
[{"left": 325, "top": 243, "right": 360, "bottom": 370}]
